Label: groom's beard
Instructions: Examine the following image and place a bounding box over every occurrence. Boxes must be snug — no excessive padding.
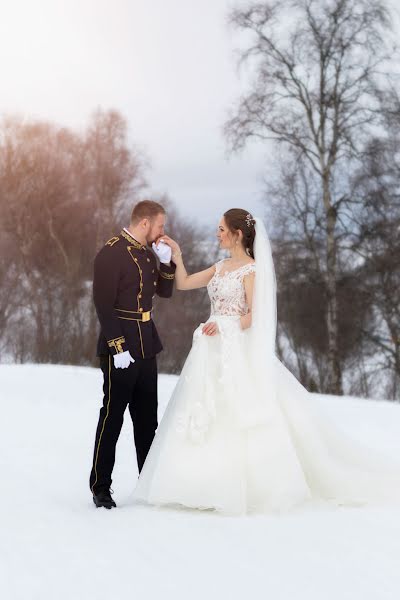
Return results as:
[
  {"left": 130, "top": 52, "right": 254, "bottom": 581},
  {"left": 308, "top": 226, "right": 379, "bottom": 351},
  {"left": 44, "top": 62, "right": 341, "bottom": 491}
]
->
[{"left": 148, "top": 233, "right": 163, "bottom": 246}]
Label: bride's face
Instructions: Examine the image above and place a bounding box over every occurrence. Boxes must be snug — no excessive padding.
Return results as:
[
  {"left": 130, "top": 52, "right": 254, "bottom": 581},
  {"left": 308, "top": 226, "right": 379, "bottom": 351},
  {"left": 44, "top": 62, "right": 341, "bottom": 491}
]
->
[{"left": 217, "top": 217, "right": 235, "bottom": 250}]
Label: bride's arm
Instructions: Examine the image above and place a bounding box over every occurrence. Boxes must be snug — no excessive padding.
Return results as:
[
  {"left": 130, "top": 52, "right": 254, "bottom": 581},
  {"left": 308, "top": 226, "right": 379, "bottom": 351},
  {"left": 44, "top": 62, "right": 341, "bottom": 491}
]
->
[
  {"left": 241, "top": 272, "right": 255, "bottom": 330},
  {"left": 160, "top": 235, "right": 216, "bottom": 290}
]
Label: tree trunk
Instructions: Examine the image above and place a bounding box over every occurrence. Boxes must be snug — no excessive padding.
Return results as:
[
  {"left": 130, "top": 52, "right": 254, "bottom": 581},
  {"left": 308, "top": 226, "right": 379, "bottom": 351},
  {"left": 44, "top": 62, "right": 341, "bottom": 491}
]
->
[
  {"left": 394, "top": 341, "right": 400, "bottom": 399},
  {"left": 323, "top": 175, "right": 343, "bottom": 394}
]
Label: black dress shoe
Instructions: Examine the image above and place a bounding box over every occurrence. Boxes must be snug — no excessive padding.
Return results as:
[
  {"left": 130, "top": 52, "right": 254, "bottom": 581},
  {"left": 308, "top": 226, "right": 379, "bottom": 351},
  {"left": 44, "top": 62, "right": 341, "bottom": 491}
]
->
[{"left": 93, "top": 490, "right": 117, "bottom": 509}]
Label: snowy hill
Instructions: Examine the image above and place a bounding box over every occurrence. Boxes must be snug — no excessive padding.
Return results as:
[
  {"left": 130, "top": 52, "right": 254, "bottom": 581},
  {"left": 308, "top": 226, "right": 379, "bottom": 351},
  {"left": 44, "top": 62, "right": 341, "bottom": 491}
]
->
[{"left": 1, "top": 364, "right": 400, "bottom": 600}]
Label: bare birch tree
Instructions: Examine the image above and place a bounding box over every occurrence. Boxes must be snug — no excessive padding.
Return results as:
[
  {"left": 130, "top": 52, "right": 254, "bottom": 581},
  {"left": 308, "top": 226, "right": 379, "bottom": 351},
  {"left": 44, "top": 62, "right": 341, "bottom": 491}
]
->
[
  {"left": 350, "top": 116, "right": 400, "bottom": 399},
  {"left": 225, "top": 0, "right": 395, "bottom": 394}
]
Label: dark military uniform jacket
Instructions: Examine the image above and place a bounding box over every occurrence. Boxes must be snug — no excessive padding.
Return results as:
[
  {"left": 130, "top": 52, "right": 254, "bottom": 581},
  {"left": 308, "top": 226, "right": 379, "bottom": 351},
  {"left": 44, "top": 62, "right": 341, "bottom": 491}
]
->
[{"left": 93, "top": 229, "right": 176, "bottom": 359}]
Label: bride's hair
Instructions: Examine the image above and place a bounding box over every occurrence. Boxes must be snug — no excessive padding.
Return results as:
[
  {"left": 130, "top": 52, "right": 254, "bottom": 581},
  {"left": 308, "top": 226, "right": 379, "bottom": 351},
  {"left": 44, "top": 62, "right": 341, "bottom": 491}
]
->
[{"left": 223, "top": 209, "right": 256, "bottom": 258}]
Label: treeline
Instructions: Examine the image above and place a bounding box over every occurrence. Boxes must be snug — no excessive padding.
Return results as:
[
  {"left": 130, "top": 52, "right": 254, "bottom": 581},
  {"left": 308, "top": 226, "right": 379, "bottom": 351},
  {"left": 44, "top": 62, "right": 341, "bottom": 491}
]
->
[
  {"left": 0, "top": 106, "right": 398, "bottom": 399},
  {"left": 270, "top": 132, "right": 400, "bottom": 400},
  {"left": 225, "top": 0, "right": 400, "bottom": 399},
  {"left": 0, "top": 110, "right": 215, "bottom": 373},
  {"left": 1, "top": 0, "right": 399, "bottom": 401}
]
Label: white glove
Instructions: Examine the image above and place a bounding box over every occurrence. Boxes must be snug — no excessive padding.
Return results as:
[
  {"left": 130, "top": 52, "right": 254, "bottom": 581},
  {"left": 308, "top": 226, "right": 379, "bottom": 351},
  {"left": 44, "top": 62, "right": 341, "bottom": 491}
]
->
[
  {"left": 152, "top": 240, "right": 172, "bottom": 264},
  {"left": 113, "top": 350, "right": 135, "bottom": 369}
]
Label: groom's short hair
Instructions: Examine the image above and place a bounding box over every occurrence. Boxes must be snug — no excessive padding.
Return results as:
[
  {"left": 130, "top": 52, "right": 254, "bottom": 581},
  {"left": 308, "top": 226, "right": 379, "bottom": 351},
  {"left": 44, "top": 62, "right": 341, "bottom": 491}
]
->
[{"left": 130, "top": 200, "right": 165, "bottom": 225}]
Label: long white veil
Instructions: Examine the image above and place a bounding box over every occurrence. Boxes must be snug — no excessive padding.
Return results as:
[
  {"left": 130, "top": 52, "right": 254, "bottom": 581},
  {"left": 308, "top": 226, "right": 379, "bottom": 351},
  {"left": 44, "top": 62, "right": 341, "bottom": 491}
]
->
[
  {"left": 249, "top": 217, "right": 400, "bottom": 505},
  {"left": 241, "top": 217, "right": 280, "bottom": 428},
  {"left": 251, "top": 217, "right": 277, "bottom": 355}
]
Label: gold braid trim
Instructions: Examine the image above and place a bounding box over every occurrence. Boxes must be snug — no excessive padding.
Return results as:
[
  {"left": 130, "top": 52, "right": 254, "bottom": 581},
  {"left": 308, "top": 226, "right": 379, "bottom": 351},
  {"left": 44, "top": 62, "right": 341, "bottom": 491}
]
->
[
  {"left": 137, "top": 322, "right": 145, "bottom": 358},
  {"left": 121, "top": 230, "right": 144, "bottom": 250},
  {"left": 159, "top": 271, "right": 175, "bottom": 280},
  {"left": 107, "top": 336, "right": 126, "bottom": 354},
  {"left": 91, "top": 355, "right": 112, "bottom": 493},
  {"left": 106, "top": 236, "right": 120, "bottom": 247}
]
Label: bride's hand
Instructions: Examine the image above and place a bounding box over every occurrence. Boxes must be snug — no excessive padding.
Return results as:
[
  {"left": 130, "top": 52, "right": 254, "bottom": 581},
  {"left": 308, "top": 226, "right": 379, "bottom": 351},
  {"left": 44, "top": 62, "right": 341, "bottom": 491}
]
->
[
  {"left": 157, "top": 234, "right": 181, "bottom": 258},
  {"left": 202, "top": 322, "right": 219, "bottom": 336}
]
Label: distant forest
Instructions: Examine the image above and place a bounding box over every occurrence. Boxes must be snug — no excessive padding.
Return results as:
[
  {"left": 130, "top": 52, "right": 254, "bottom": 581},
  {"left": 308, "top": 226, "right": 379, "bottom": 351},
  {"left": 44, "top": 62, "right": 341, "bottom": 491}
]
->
[{"left": 1, "top": 0, "right": 399, "bottom": 400}]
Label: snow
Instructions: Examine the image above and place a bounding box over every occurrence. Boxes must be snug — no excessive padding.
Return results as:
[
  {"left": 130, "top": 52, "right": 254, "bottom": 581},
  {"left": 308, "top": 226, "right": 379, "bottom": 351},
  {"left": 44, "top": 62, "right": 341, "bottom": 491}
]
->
[{"left": 1, "top": 364, "right": 400, "bottom": 600}]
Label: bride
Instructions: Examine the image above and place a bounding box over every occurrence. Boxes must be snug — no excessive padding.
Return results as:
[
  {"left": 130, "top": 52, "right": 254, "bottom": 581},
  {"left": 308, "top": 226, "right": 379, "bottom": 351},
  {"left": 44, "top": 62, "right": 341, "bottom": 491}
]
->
[{"left": 133, "top": 208, "right": 400, "bottom": 515}]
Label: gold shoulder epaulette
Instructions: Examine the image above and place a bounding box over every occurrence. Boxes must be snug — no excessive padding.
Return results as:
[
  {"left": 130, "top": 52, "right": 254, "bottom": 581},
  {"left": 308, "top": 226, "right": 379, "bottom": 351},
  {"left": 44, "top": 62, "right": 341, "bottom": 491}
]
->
[{"left": 105, "top": 236, "right": 120, "bottom": 248}]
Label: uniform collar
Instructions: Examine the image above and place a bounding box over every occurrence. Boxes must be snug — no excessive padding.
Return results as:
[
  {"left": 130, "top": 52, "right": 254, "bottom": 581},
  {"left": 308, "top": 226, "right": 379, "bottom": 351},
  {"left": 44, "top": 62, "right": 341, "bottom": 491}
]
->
[{"left": 121, "top": 228, "right": 146, "bottom": 250}]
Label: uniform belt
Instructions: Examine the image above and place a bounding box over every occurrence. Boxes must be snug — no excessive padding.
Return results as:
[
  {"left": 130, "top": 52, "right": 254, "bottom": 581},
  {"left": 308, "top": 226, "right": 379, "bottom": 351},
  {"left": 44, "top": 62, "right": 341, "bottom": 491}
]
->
[{"left": 115, "top": 308, "right": 152, "bottom": 322}]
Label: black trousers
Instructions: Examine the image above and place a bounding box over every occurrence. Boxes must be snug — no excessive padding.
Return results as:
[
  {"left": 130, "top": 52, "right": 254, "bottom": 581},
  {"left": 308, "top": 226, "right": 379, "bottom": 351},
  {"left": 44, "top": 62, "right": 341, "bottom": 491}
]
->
[{"left": 89, "top": 354, "right": 158, "bottom": 494}]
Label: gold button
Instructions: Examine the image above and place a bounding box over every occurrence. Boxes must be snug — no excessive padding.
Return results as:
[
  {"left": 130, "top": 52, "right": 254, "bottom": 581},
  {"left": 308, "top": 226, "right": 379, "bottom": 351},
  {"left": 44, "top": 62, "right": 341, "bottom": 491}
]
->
[
  {"left": 139, "top": 308, "right": 143, "bottom": 312},
  {"left": 152, "top": 269, "right": 154, "bottom": 273},
  {"left": 147, "top": 258, "right": 150, "bottom": 262},
  {"left": 154, "top": 281, "right": 157, "bottom": 286},
  {"left": 138, "top": 294, "right": 142, "bottom": 299}
]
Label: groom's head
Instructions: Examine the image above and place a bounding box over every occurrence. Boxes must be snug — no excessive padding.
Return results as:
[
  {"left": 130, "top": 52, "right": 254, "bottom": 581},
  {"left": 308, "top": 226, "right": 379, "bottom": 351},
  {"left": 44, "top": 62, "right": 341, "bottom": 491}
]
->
[{"left": 130, "top": 200, "right": 166, "bottom": 244}]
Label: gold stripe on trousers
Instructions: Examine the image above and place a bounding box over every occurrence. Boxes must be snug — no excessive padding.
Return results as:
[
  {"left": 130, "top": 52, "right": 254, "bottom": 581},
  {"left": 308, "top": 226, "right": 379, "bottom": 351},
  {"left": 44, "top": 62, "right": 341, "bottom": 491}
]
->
[{"left": 91, "top": 355, "right": 112, "bottom": 493}]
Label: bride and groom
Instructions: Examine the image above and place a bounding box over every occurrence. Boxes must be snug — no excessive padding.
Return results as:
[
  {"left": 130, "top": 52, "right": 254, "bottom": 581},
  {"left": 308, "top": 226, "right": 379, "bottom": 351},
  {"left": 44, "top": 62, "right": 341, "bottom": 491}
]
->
[{"left": 90, "top": 201, "right": 400, "bottom": 514}]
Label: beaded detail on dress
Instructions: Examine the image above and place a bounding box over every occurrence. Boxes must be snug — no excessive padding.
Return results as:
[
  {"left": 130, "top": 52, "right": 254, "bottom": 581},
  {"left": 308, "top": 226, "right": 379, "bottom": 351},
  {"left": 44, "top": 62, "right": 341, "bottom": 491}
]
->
[{"left": 207, "top": 259, "right": 256, "bottom": 317}]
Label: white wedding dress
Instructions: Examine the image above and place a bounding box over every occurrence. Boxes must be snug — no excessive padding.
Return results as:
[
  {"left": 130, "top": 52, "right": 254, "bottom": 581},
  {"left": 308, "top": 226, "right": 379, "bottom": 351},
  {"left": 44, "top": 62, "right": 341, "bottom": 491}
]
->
[{"left": 133, "top": 220, "right": 400, "bottom": 515}]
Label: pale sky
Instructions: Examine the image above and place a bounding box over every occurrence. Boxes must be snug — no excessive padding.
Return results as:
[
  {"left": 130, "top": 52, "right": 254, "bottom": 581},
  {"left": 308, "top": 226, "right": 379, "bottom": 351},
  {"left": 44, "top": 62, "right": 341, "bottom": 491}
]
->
[
  {"left": 0, "top": 0, "right": 267, "bottom": 228},
  {"left": 2, "top": 0, "right": 398, "bottom": 230}
]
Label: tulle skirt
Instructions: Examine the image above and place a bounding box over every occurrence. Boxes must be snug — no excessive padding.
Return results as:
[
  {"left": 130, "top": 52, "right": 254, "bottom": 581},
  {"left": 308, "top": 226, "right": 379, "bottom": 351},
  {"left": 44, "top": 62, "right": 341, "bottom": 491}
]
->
[{"left": 132, "top": 316, "right": 400, "bottom": 515}]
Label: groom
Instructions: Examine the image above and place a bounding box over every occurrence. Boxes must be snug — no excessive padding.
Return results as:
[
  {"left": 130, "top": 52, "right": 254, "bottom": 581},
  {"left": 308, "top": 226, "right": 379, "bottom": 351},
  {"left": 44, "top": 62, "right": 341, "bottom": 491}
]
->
[{"left": 89, "top": 200, "right": 176, "bottom": 509}]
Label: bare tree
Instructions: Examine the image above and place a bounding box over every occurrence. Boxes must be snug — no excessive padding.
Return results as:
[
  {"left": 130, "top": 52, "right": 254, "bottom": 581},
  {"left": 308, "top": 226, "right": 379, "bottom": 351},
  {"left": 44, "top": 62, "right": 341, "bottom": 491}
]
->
[
  {"left": 81, "top": 109, "right": 147, "bottom": 362},
  {"left": 268, "top": 155, "right": 371, "bottom": 393},
  {"left": 84, "top": 108, "right": 146, "bottom": 248},
  {"left": 0, "top": 232, "right": 21, "bottom": 359},
  {"left": 0, "top": 111, "right": 146, "bottom": 365},
  {"left": 350, "top": 126, "right": 400, "bottom": 399},
  {"left": 225, "top": 0, "right": 396, "bottom": 394}
]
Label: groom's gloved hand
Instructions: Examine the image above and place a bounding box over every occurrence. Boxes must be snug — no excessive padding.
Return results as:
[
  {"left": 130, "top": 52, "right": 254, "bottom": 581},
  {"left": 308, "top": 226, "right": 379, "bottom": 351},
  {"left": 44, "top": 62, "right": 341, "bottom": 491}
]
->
[
  {"left": 152, "top": 240, "right": 172, "bottom": 264},
  {"left": 113, "top": 350, "right": 135, "bottom": 369}
]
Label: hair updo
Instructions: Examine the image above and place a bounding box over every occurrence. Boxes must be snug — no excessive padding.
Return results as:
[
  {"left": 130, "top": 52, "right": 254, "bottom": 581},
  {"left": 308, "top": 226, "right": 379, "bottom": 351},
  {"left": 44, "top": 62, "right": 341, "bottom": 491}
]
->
[{"left": 223, "top": 208, "right": 256, "bottom": 258}]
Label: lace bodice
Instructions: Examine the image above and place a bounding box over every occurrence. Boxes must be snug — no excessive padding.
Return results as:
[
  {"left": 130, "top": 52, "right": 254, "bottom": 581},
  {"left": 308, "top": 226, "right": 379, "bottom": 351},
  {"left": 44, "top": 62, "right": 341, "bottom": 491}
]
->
[{"left": 207, "top": 259, "right": 256, "bottom": 317}]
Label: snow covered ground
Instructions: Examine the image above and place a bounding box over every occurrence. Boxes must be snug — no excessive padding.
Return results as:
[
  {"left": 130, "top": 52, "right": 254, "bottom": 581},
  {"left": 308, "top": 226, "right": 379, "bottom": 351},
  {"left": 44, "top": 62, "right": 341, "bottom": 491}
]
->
[{"left": 1, "top": 364, "right": 400, "bottom": 600}]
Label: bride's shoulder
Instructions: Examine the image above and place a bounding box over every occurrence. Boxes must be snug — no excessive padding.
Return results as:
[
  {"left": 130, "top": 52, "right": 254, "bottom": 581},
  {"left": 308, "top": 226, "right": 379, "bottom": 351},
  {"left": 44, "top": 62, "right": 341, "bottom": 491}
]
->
[
  {"left": 242, "top": 260, "right": 256, "bottom": 277},
  {"left": 215, "top": 258, "right": 228, "bottom": 272}
]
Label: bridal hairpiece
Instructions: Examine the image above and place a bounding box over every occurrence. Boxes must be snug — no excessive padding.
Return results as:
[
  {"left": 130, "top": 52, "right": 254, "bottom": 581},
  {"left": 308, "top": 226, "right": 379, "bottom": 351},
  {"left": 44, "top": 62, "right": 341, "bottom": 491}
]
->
[{"left": 245, "top": 213, "right": 255, "bottom": 228}]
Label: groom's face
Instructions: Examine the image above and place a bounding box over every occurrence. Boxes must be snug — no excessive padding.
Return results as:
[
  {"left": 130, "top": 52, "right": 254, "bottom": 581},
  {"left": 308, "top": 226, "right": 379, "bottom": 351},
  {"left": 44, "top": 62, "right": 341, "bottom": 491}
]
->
[{"left": 146, "top": 212, "right": 166, "bottom": 245}]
